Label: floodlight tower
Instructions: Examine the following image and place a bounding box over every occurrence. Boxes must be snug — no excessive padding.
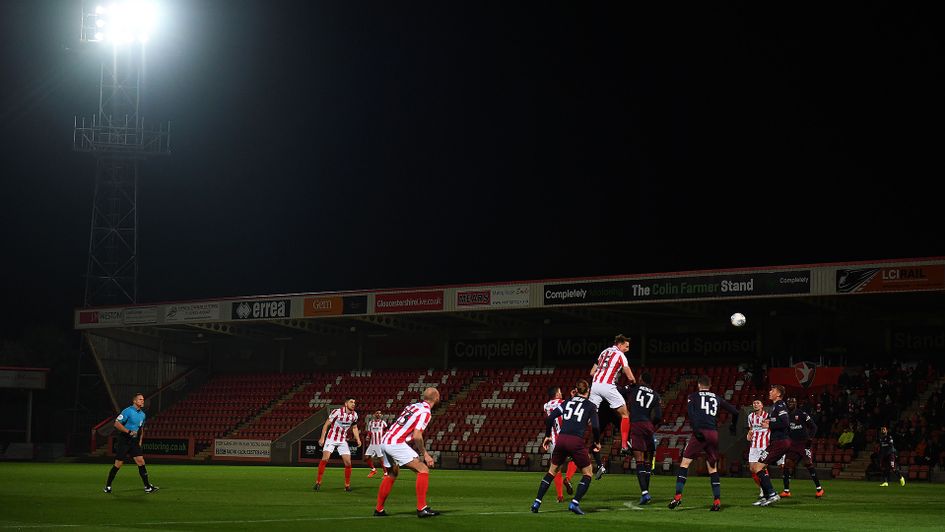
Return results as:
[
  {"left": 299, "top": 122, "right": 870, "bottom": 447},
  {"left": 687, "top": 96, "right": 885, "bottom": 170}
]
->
[{"left": 74, "top": 0, "right": 170, "bottom": 305}]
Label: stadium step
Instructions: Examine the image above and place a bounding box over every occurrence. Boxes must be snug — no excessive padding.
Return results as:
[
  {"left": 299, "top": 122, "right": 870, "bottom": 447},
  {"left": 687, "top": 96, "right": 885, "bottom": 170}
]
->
[{"left": 431, "top": 376, "right": 488, "bottom": 418}]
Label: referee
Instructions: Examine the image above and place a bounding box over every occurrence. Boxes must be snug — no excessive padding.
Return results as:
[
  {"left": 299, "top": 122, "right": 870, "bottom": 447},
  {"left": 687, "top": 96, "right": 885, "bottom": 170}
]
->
[{"left": 104, "top": 393, "right": 159, "bottom": 493}]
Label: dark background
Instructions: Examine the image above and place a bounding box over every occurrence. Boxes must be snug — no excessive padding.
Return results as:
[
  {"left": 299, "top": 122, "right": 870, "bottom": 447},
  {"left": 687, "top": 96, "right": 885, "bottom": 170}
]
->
[{"left": 1, "top": 2, "right": 942, "bottom": 348}]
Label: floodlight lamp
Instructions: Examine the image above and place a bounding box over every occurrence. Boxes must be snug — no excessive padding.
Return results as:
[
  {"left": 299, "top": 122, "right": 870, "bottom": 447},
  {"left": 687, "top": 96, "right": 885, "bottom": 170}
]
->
[{"left": 89, "top": 1, "right": 159, "bottom": 45}]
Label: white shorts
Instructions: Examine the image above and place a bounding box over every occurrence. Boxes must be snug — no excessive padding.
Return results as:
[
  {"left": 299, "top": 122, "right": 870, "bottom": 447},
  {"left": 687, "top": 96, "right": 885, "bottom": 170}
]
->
[
  {"left": 381, "top": 442, "right": 419, "bottom": 468},
  {"left": 589, "top": 382, "right": 625, "bottom": 409},
  {"left": 749, "top": 447, "right": 765, "bottom": 463},
  {"left": 365, "top": 444, "right": 384, "bottom": 458},
  {"left": 323, "top": 440, "right": 351, "bottom": 456},
  {"left": 750, "top": 447, "right": 785, "bottom": 465}
]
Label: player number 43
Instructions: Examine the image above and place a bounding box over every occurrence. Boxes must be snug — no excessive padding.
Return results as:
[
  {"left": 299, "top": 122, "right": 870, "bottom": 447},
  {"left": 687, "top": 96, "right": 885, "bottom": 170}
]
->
[{"left": 700, "top": 396, "right": 718, "bottom": 416}]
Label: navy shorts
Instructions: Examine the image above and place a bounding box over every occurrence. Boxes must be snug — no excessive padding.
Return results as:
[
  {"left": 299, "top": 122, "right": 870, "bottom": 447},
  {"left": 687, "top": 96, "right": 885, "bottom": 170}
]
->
[
  {"left": 760, "top": 439, "right": 791, "bottom": 466},
  {"left": 682, "top": 429, "right": 719, "bottom": 466},
  {"left": 630, "top": 421, "right": 656, "bottom": 453},
  {"left": 785, "top": 440, "right": 814, "bottom": 468},
  {"left": 551, "top": 434, "right": 592, "bottom": 470},
  {"left": 881, "top": 452, "right": 898, "bottom": 471}
]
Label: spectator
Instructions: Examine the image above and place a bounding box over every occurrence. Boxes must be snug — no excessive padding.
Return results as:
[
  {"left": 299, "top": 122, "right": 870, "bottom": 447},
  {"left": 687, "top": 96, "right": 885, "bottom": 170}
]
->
[{"left": 838, "top": 425, "right": 855, "bottom": 450}]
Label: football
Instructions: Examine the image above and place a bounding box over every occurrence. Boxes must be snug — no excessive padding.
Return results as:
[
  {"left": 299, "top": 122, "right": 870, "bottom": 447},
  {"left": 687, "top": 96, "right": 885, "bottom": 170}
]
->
[{"left": 730, "top": 312, "right": 747, "bottom": 327}]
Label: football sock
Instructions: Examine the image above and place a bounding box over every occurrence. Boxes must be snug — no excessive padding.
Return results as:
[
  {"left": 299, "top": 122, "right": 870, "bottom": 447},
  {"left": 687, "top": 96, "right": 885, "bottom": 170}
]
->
[
  {"left": 758, "top": 468, "right": 775, "bottom": 497},
  {"left": 808, "top": 467, "right": 821, "bottom": 490},
  {"left": 783, "top": 469, "right": 791, "bottom": 491},
  {"left": 317, "top": 461, "right": 327, "bottom": 484},
  {"left": 535, "top": 473, "right": 555, "bottom": 502},
  {"left": 376, "top": 475, "right": 395, "bottom": 511},
  {"left": 620, "top": 418, "right": 631, "bottom": 449},
  {"left": 636, "top": 462, "right": 647, "bottom": 493},
  {"left": 592, "top": 451, "right": 603, "bottom": 468},
  {"left": 644, "top": 464, "right": 652, "bottom": 492},
  {"left": 573, "top": 475, "right": 592, "bottom": 503},
  {"left": 138, "top": 465, "right": 149, "bottom": 487},
  {"left": 554, "top": 472, "right": 564, "bottom": 498},
  {"left": 566, "top": 461, "right": 577, "bottom": 480},
  {"left": 344, "top": 465, "right": 352, "bottom": 486},
  {"left": 884, "top": 471, "right": 890, "bottom": 483},
  {"left": 415, "top": 471, "right": 429, "bottom": 510},
  {"left": 710, "top": 472, "right": 721, "bottom": 500},
  {"left": 751, "top": 470, "right": 761, "bottom": 486},
  {"left": 106, "top": 466, "right": 119, "bottom": 487},
  {"left": 675, "top": 466, "right": 688, "bottom": 496}
]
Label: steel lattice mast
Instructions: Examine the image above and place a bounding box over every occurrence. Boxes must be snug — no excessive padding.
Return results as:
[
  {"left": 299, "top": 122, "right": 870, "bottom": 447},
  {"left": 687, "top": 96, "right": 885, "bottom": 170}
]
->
[{"left": 74, "top": 1, "right": 169, "bottom": 305}]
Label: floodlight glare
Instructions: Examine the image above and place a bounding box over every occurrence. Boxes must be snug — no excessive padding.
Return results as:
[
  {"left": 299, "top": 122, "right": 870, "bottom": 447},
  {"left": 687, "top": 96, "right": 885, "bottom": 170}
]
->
[{"left": 86, "top": 0, "right": 159, "bottom": 45}]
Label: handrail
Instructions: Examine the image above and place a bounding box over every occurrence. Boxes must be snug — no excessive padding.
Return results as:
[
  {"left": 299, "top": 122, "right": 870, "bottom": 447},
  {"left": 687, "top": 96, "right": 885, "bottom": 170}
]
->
[{"left": 89, "top": 365, "right": 206, "bottom": 454}]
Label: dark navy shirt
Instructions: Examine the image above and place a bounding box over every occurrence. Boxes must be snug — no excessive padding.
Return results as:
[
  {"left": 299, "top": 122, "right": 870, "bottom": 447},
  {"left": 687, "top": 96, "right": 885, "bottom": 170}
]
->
[
  {"left": 788, "top": 408, "right": 817, "bottom": 441},
  {"left": 546, "top": 396, "right": 600, "bottom": 442},
  {"left": 879, "top": 434, "right": 897, "bottom": 455},
  {"left": 686, "top": 390, "right": 739, "bottom": 431},
  {"left": 627, "top": 384, "right": 662, "bottom": 424},
  {"left": 768, "top": 399, "right": 790, "bottom": 441}
]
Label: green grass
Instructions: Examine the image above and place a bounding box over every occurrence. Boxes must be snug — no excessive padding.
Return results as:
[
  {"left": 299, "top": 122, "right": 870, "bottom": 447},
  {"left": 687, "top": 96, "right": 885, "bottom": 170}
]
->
[{"left": 0, "top": 462, "right": 941, "bottom": 531}]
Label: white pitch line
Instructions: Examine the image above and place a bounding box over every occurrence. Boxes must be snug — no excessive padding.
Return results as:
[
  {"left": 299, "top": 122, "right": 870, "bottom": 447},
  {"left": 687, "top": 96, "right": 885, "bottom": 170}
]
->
[{"left": 1, "top": 510, "right": 544, "bottom": 529}]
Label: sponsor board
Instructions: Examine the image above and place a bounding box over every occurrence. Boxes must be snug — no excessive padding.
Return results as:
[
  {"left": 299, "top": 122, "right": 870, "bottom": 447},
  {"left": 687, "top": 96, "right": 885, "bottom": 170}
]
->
[
  {"left": 375, "top": 290, "right": 444, "bottom": 313},
  {"left": 645, "top": 333, "right": 758, "bottom": 356},
  {"left": 108, "top": 437, "right": 194, "bottom": 458},
  {"left": 77, "top": 308, "right": 124, "bottom": 326},
  {"left": 543, "top": 337, "right": 636, "bottom": 362},
  {"left": 231, "top": 299, "right": 292, "bottom": 320},
  {"left": 769, "top": 363, "right": 843, "bottom": 389},
  {"left": 543, "top": 271, "right": 811, "bottom": 305},
  {"left": 300, "top": 440, "right": 322, "bottom": 461},
  {"left": 123, "top": 306, "right": 157, "bottom": 325},
  {"left": 342, "top": 295, "right": 368, "bottom": 315},
  {"left": 836, "top": 265, "right": 944, "bottom": 294},
  {"left": 303, "top": 296, "right": 343, "bottom": 317},
  {"left": 213, "top": 438, "right": 271, "bottom": 461},
  {"left": 164, "top": 302, "right": 221, "bottom": 323},
  {"left": 298, "top": 439, "right": 362, "bottom": 462},
  {"left": 456, "top": 285, "right": 530, "bottom": 308},
  {"left": 0, "top": 369, "right": 47, "bottom": 390},
  {"left": 450, "top": 338, "right": 539, "bottom": 361},
  {"left": 891, "top": 328, "right": 945, "bottom": 353}
]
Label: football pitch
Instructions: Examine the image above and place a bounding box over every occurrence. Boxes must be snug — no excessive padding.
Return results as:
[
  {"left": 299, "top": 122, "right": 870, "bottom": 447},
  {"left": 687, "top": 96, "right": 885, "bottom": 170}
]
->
[{"left": 1, "top": 463, "right": 942, "bottom": 531}]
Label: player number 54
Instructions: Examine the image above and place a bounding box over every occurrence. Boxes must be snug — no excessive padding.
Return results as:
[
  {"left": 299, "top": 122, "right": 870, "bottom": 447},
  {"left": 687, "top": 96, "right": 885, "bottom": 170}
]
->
[{"left": 564, "top": 402, "right": 585, "bottom": 422}]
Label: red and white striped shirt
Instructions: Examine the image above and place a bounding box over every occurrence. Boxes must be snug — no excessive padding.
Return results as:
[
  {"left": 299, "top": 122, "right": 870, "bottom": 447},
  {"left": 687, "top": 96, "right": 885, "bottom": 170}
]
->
[
  {"left": 748, "top": 410, "right": 770, "bottom": 449},
  {"left": 381, "top": 401, "right": 432, "bottom": 445},
  {"left": 325, "top": 408, "right": 358, "bottom": 443},
  {"left": 543, "top": 398, "right": 564, "bottom": 444},
  {"left": 367, "top": 419, "right": 388, "bottom": 445},
  {"left": 593, "top": 346, "right": 628, "bottom": 385}
]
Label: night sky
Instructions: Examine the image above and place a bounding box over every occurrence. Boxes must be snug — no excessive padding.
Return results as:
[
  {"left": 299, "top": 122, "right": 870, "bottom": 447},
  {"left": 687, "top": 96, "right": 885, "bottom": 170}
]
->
[{"left": 1, "top": 1, "right": 942, "bottom": 335}]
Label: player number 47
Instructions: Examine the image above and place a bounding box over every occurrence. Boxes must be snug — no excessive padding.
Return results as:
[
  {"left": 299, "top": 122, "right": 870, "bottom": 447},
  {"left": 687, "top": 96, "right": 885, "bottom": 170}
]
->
[{"left": 636, "top": 390, "right": 654, "bottom": 408}]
